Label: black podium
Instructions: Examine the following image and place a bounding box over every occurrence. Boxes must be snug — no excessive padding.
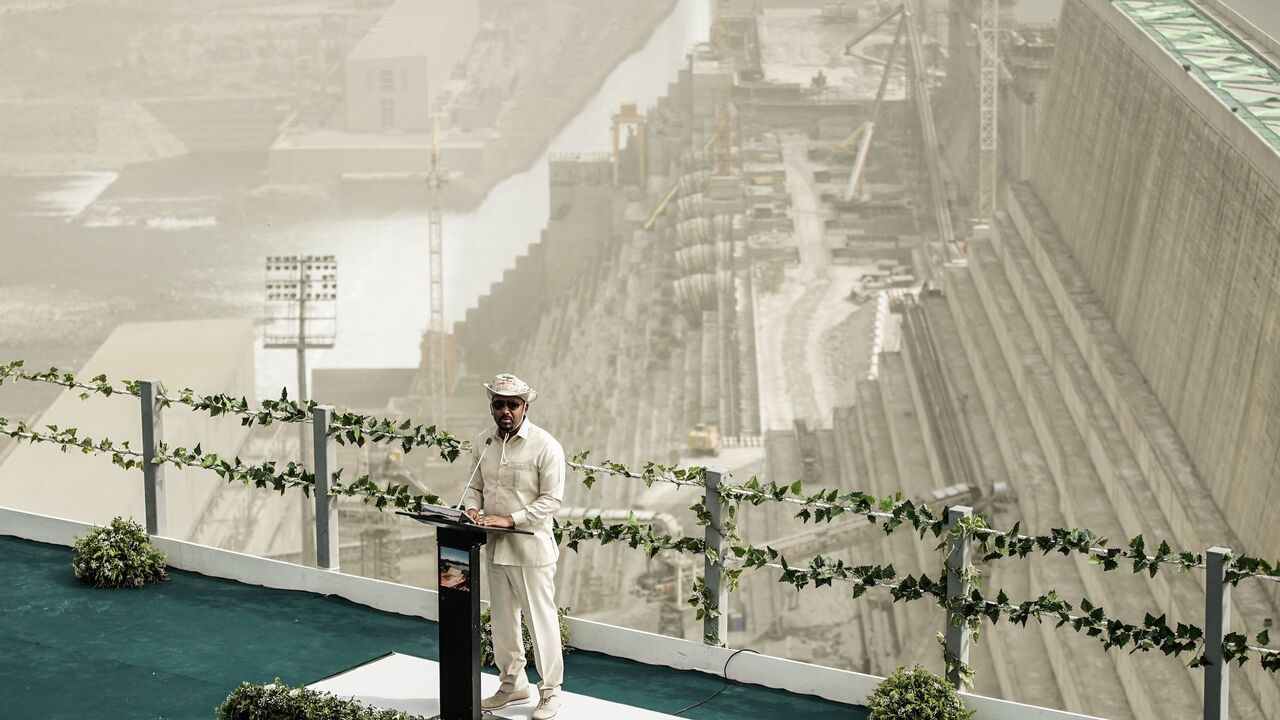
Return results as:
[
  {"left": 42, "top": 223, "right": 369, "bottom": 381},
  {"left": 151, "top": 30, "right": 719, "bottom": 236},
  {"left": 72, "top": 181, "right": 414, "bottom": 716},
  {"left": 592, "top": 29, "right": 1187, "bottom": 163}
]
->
[{"left": 397, "top": 507, "right": 532, "bottom": 720}]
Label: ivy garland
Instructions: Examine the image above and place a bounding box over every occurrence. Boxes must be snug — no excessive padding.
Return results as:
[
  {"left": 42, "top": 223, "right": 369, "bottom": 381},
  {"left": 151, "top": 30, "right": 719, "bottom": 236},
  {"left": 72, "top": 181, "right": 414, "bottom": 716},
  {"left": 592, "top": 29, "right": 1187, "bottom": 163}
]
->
[
  {"left": 5, "top": 363, "right": 1280, "bottom": 674},
  {"left": 550, "top": 488, "right": 1280, "bottom": 673},
  {"left": 0, "top": 420, "right": 446, "bottom": 515},
  {"left": 8, "top": 361, "right": 1274, "bottom": 585},
  {"left": 0, "top": 417, "right": 145, "bottom": 470},
  {"left": 554, "top": 513, "right": 704, "bottom": 557},
  {"left": 566, "top": 452, "right": 1280, "bottom": 586},
  {"left": 569, "top": 449, "right": 706, "bottom": 490},
  {"left": 0, "top": 360, "right": 465, "bottom": 462},
  {"left": 562, "top": 453, "right": 1280, "bottom": 674}
]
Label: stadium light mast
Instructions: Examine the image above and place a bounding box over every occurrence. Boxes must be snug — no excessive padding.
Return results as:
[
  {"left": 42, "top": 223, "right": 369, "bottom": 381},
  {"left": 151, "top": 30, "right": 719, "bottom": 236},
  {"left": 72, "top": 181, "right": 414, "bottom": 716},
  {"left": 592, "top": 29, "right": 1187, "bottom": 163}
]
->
[{"left": 264, "top": 254, "right": 337, "bottom": 563}]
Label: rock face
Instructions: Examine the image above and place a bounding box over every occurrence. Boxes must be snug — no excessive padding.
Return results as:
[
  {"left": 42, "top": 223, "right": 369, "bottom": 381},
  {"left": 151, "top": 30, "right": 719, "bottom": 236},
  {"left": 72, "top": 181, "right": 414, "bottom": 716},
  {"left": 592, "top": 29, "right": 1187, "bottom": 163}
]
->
[{"left": 0, "top": 101, "right": 187, "bottom": 173}]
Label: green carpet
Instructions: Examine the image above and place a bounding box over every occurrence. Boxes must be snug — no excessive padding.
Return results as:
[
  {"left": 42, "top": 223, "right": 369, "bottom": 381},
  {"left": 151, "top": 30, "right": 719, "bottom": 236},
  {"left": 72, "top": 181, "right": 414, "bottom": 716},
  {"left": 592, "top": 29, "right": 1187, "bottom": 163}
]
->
[{"left": 0, "top": 535, "right": 867, "bottom": 719}]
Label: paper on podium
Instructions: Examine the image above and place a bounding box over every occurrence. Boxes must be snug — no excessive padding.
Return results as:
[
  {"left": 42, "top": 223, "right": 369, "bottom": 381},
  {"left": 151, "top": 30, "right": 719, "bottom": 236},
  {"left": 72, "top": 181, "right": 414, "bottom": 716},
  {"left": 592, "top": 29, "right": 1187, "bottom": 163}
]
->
[
  {"left": 396, "top": 506, "right": 533, "bottom": 536},
  {"left": 397, "top": 504, "right": 476, "bottom": 524}
]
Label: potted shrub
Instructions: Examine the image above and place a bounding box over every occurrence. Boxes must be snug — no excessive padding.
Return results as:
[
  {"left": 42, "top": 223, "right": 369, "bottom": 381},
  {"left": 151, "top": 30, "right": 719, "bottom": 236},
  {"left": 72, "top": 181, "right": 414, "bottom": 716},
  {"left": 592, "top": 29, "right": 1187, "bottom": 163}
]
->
[
  {"left": 218, "top": 681, "right": 427, "bottom": 720},
  {"left": 865, "top": 664, "right": 974, "bottom": 720},
  {"left": 71, "top": 516, "right": 168, "bottom": 588}
]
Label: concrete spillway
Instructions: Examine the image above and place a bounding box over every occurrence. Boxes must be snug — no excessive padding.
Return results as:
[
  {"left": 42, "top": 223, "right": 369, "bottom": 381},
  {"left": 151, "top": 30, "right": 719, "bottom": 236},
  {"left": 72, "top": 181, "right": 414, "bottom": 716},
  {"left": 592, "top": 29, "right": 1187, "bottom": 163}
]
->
[
  {"left": 1034, "top": 0, "right": 1280, "bottom": 571},
  {"left": 447, "top": 2, "right": 1280, "bottom": 715},
  {"left": 988, "top": 0, "right": 1280, "bottom": 714}
]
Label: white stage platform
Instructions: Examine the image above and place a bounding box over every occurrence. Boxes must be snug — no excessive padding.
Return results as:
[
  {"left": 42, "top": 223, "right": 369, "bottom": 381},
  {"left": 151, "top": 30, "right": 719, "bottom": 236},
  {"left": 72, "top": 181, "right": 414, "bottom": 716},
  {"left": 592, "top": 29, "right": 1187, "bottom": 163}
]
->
[{"left": 309, "top": 652, "right": 678, "bottom": 719}]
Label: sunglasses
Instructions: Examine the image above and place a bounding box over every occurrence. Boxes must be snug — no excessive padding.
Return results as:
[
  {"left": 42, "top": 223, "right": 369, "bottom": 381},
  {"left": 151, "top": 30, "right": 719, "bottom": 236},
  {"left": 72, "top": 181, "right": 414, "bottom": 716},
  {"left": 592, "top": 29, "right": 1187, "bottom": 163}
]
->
[{"left": 491, "top": 399, "right": 524, "bottom": 411}]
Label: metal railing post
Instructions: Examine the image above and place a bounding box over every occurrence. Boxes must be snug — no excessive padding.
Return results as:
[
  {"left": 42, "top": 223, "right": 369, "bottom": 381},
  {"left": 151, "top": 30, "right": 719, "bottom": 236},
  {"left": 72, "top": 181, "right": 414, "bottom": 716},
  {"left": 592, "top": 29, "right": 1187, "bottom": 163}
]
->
[
  {"left": 703, "top": 468, "right": 729, "bottom": 645},
  {"left": 138, "top": 380, "right": 167, "bottom": 536},
  {"left": 312, "top": 405, "right": 339, "bottom": 570},
  {"left": 1204, "top": 546, "right": 1231, "bottom": 720},
  {"left": 945, "top": 505, "right": 973, "bottom": 691}
]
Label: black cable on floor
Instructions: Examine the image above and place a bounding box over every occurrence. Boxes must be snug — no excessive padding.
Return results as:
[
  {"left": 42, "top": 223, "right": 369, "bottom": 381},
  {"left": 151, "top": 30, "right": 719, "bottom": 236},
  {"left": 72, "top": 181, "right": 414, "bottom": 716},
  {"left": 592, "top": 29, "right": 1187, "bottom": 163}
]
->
[{"left": 671, "top": 647, "right": 759, "bottom": 716}]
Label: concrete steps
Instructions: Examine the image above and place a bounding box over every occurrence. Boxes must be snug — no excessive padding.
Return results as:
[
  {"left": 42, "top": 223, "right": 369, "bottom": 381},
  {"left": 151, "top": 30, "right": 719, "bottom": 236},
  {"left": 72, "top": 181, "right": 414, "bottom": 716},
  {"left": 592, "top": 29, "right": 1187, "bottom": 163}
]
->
[
  {"left": 877, "top": 353, "right": 937, "bottom": 501},
  {"left": 855, "top": 379, "right": 899, "bottom": 496},
  {"left": 989, "top": 211, "right": 1250, "bottom": 704},
  {"left": 918, "top": 296, "right": 1012, "bottom": 494},
  {"left": 896, "top": 297, "right": 1057, "bottom": 706},
  {"left": 830, "top": 406, "right": 858, "bottom": 490},
  {"left": 1005, "top": 185, "right": 1280, "bottom": 710},
  {"left": 996, "top": 192, "right": 1279, "bottom": 717},
  {"left": 943, "top": 267, "right": 1123, "bottom": 718},
  {"left": 826, "top": 407, "right": 898, "bottom": 675},
  {"left": 871, "top": 354, "right": 954, "bottom": 676},
  {"left": 966, "top": 237, "right": 1202, "bottom": 718}
]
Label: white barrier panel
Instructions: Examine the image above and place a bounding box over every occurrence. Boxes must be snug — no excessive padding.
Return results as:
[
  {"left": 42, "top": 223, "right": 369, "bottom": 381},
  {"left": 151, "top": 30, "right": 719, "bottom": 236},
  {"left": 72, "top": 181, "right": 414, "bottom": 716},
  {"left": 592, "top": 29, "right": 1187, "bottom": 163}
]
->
[{"left": 0, "top": 506, "right": 1105, "bottom": 720}]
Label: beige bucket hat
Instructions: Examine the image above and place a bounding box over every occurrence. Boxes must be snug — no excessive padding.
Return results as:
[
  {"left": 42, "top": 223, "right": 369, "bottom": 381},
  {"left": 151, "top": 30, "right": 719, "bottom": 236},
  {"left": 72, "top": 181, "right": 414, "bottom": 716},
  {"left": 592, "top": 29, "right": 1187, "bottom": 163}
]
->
[{"left": 484, "top": 373, "right": 538, "bottom": 403}]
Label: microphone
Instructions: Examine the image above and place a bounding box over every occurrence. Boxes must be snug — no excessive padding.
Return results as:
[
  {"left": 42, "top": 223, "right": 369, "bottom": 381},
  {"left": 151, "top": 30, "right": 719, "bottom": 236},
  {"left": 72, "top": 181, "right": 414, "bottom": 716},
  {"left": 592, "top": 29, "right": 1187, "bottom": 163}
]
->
[{"left": 455, "top": 437, "right": 494, "bottom": 512}]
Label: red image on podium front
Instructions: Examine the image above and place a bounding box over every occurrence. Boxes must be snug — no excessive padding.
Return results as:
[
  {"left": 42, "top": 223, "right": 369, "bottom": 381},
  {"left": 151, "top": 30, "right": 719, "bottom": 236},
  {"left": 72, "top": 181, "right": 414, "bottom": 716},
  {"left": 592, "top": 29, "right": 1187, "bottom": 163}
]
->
[{"left": 439, "top": 546, "right": 471, "bottom": 592}]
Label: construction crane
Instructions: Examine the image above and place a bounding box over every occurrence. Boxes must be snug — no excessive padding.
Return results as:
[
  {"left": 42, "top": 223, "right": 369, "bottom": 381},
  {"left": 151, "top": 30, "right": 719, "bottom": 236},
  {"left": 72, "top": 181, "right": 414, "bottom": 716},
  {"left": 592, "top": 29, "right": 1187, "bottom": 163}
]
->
[
  {"left": 843, "top": 1, "right": 988, "bottom": 258},
  {"left": 978, "top": 0, "right": 999, "bottom": 219},
  {"left": 642, "top": 0, "right": 737, "bottom": 230},
  {"left": 903, "top": 0, "right": 958, "bottom": 261},
  {"left": 642, "top": 129, "right": 722, "bottom": 232},
  {"left": 642, "top": 0, "right": 739, "bottom": 231},
  {"left": 425, "top": 118, "right": 447, "bottom": 428},
  {"left": 842, "top": 3, "right": 904, "bottom": 56},
  {"left": 840, "top": 8, "right": 907, "bottom": 203}
]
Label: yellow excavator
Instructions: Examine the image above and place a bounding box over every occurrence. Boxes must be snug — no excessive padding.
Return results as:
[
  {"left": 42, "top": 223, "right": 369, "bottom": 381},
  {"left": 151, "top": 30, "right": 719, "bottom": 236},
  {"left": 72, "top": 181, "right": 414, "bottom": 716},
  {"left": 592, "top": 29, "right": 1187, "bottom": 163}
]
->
[{"left": 687, "top": 423, "right": 721, "bottom": 456}]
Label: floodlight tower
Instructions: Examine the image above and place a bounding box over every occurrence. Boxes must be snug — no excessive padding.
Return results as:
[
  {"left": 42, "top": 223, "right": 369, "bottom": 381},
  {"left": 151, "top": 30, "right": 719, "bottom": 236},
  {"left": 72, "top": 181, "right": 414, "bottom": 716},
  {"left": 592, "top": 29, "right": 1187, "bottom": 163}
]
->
[
  {"left": 264, "top": 255, "right": 337, "bottom": 563},
  {"left": 978, "top": 0, "right": 999, "bottom": 219},
  {"left": 425, "top": 119, "right": 448, "bottom": 428}
]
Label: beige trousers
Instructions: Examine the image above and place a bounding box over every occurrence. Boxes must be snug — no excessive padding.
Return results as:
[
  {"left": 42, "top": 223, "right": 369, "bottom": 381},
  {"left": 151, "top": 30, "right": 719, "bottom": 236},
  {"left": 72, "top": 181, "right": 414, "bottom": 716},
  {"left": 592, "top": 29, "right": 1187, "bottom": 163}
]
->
[{"left": 488, "top": 562, "right": 563, "bottom": 696}]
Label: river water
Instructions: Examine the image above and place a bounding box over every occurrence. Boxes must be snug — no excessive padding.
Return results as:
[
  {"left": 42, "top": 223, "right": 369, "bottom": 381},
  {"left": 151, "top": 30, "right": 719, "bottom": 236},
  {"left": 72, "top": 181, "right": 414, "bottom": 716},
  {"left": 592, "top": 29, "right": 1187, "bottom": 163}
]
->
[{"left": 0, "top": 0, "right": 712, "bottom": 405}]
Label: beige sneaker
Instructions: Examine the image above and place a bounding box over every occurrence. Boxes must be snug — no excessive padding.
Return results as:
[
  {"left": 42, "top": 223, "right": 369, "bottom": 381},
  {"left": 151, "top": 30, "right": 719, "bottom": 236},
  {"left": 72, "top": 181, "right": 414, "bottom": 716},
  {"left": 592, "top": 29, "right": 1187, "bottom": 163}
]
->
[
  {"left": 532, "top": 693, "right": 561, "bottom": 720},
  {"left": 481, "top": 686, "right": 533, "bottom": 711}
]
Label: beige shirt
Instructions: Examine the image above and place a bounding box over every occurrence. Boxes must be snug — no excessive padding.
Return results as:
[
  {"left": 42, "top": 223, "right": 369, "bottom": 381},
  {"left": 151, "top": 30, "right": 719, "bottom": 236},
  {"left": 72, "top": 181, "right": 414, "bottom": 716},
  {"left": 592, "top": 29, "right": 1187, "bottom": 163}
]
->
[{"left": 461, "top": 419, "right": 565, "bottom": 566}]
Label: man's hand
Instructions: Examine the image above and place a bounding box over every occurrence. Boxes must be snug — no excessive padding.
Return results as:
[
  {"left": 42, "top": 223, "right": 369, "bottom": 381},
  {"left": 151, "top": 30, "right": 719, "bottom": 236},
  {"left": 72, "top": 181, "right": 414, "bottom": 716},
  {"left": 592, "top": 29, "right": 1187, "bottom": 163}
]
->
[
  {"left": 477, "top": 514, "right": 515, "bottom": 529},
  {"left": 466, "top": 509, "right": 480, "bottom": 522}
]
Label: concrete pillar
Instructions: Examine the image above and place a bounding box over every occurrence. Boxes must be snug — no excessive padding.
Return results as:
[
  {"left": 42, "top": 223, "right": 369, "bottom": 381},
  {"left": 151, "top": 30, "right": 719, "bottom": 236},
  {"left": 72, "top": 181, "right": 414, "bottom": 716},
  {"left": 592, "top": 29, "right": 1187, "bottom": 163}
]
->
[
  {"left": 945, "top": 505, "right": 973, "bottom": 690},
  {"left": 312, "top": 405, "right": 339, "bottom": 570},
  {"left": 703, "top": 468, "right": 730, "bottom": 645},
  {"left": 138, "top": 380, "right": 167, "bottom": 537}
]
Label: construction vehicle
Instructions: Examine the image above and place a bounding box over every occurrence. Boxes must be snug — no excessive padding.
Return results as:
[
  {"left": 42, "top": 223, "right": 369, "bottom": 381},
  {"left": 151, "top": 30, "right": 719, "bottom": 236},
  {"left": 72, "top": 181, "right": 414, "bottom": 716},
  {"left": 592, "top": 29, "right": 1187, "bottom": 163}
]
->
[{"left": 687, "top": 423, "right": 721, "bottom": 456}]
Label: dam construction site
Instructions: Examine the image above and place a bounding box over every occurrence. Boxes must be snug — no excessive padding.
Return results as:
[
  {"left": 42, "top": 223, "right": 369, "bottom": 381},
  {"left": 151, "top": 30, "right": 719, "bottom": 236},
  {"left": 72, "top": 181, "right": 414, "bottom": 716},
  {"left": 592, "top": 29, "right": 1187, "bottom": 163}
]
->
[
  {"left": 3, "top": 0, "right": 1280, "bottom": 718},
  {"left": 443, "top": 1, "right": 1280, "bottom": 717}
]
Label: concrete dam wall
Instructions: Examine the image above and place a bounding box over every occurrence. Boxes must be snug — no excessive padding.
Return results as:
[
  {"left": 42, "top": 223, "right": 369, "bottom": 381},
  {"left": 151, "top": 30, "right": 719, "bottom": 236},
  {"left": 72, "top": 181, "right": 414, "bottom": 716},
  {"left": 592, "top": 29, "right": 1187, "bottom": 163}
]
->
[{"left": 1032, "top": 0, "right": 1280, "bottom": 564}]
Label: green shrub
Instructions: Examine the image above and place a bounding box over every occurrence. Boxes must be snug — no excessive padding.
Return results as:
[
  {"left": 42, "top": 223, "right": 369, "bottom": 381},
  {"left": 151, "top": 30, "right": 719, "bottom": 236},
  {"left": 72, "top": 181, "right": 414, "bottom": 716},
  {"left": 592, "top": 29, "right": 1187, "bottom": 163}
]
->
[
  {"left": 217, "top": 681, "right": 428, "bottom": 720},
  {"left": 865, "top": 664, "right": 974, "bottom": 720},
  {"left": 71, "top": 516, "right": 167, "bottom": 589},
  {"left": 479, "top": 606, "right": 572, "bottom": 667}
]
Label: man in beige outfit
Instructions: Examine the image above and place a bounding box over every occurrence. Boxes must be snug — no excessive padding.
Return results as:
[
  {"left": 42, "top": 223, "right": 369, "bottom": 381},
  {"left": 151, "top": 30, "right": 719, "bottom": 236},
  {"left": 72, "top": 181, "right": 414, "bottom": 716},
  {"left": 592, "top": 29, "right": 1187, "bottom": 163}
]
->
[{"left": 464, "top": 374, "right": 565, "bottom": 720}]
